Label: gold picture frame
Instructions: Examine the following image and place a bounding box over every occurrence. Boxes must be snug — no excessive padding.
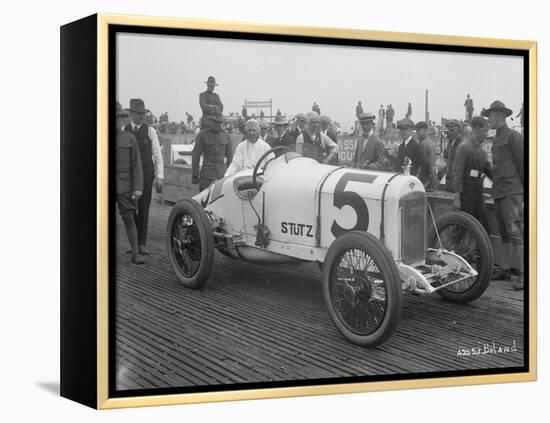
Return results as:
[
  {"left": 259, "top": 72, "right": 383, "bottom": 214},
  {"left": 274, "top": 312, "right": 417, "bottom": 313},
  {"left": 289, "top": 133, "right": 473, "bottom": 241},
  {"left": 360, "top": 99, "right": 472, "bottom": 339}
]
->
[{"left": 60, "top": 13, "right": 537, "bottom": 409}]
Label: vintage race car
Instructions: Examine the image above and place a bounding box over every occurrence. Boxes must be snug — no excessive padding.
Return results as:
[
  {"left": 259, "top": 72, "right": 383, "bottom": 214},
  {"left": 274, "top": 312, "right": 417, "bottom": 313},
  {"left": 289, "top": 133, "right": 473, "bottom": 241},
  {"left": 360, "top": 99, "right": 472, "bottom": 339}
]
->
[{"left": 166, "top": 146, "right": 493, "bottom": 347}]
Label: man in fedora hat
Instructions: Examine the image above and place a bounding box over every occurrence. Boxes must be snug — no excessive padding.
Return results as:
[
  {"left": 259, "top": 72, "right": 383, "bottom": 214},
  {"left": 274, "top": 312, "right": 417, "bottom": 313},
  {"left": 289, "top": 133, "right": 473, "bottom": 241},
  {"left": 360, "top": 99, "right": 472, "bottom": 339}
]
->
[
  {"left": 442, "top": 119, "right": 464, "bottom": 192},
  {"left": 482, "top": 100, "right": 524, "bottom": 290},
  {"left": 116, "top": 102, "right": 145, "bottom": 265},
  {"left": 452, "top": 116, "right": 493, "bottom": 233},
  {"left": 199, "top": 76, "right": 224, "bottom": 127},
  {"left": 395, "top": 118, "right": 430, "bottom": 184},
  {"left": 192, "top": 112, "right": 233, "bottom": 191},
  {"left": 353, "top": 113, "right": 388, "bottom": 171},
  {"left": 125, "top": 98, "right": 164, "bottom": 256},
  {"left": 270, "top": 115, "right": 295, "bottom": 155},
  {"left": 295, "top": 112, "right": 338, "bottom": 163}
]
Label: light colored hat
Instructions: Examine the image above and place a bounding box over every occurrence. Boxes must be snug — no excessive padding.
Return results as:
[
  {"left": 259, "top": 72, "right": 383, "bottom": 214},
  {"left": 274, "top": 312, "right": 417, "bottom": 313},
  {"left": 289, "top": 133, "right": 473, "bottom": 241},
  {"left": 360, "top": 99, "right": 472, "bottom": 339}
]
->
[
  {"left": 259, "top": 121, "right": 269, "bottom": 129},
  {"left": 358, "top": 112, "right": 376, "bottom": 122},
  {"left": 295, "top": 113, "right": 307, "bottom": 122},
  {"left": 307, "top": 111, "right": 321, "bottom": 122},
  {"left": 320, "top": 115, "right": 332, "bottom": 124},
  {"left": 273, "top": 115, "right": 288, "bottom": 125},
  {"left": 396, "top": 118, "right": 415, "bottom": 129}
]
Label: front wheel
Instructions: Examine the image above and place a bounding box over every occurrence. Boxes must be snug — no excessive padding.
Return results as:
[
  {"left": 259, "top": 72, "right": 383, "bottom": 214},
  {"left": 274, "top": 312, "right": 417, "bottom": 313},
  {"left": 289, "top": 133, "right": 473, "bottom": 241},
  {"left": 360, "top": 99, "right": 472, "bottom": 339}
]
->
[
  {"left": 427, "top": 211, "right": 493, "bottom": 304},
  {"left": 322, "top": 231, "right": 402, "bottom": 348},
  {"left": 166, "top": 199, "right": 214, "bottom": 289}
]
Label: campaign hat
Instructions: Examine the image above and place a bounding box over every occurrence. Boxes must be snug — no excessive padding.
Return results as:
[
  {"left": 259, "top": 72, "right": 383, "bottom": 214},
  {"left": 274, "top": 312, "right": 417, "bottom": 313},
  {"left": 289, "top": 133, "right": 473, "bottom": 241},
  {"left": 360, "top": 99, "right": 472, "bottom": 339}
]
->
[{"left": 481, "top": 100, "right": 513, "bottom": 118}]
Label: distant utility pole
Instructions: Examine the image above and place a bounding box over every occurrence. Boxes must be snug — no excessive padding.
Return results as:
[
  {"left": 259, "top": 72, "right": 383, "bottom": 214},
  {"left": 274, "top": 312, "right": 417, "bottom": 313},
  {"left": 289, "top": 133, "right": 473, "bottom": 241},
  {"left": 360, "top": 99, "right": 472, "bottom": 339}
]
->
[{"left": 425, "top": 89, "right": 430, "bottom": 125}]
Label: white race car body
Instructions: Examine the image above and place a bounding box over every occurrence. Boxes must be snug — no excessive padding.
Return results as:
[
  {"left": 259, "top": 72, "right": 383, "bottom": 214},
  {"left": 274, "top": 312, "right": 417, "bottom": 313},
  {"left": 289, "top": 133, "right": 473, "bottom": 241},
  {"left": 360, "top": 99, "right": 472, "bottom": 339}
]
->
[{"left": 194, "top": 154, "right": 426, "bottom": 266}]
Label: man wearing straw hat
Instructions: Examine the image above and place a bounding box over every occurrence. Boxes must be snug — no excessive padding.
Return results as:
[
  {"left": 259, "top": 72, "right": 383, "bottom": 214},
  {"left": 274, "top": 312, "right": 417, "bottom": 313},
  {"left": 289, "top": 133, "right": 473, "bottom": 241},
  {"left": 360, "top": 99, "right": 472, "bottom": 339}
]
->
[
  {"left": 116, "top": 102, "right": 145, "bottom": 265},
  {"left": 353, "top": 113, "right": 388, "bottom": 171},
  {"left": 192, "top": 112, "right": 233, "bottom": 191},
  {"left": 482, "top": 101, "right": 524, "bottom": 290},
  {"left": 125, "top": 98, "right": 164, "bottom": 256},
  {"left": 199, "top": 76, "right": 224, "bottom": 126}
]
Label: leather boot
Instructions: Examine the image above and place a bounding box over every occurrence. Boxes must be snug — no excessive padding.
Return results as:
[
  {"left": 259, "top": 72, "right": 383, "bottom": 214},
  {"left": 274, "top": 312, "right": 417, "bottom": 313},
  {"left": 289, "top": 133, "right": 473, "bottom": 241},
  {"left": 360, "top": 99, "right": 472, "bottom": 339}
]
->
[{"left": 123, "top": 214, "right": 145, "bottom": 265}]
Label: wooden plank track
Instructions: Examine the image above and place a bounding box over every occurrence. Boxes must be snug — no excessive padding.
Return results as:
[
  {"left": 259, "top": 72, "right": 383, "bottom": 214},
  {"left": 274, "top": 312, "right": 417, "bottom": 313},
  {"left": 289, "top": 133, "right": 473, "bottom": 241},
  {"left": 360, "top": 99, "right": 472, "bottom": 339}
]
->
[{"left": 115, "top": 197, "right": 525, "bottom": 391}]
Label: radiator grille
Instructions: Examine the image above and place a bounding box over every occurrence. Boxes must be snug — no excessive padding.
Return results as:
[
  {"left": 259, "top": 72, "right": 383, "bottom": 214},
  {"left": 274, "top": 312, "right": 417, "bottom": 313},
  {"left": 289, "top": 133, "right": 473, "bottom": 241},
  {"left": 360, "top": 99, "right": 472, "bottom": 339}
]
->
[{"left": 400, "top": 192, "right": 426, "bottom": 264}]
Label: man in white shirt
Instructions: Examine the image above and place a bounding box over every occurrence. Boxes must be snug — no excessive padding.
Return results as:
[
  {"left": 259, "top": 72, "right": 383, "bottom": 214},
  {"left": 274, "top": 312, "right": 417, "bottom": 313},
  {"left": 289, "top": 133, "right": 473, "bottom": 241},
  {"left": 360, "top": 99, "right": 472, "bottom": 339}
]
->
[
  {"left": 125, "top": 98, "right": 164, "bottom": 255},
  {"left": 225, "top": 120, "right": 273, "bottom": 177},
  {"left": 295, "top": 112, "right": 338, "bottom": 163}
]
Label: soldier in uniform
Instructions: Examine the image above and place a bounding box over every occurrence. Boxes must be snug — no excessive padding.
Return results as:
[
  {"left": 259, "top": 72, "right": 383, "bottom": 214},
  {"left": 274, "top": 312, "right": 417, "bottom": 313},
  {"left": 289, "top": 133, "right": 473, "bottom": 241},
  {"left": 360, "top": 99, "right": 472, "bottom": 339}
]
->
[
  {"left": 442, "top": 119, "right": 464, "bottom": 192},
  {"left": 482, "top": 101, "right": 524, "bottom": 290},
  {"left": 452, "top": 116, "right": 493, "bottom": 232},
  {"left": 125, "top": 98, "right": 164, "bottom": 255},
  {"left": 395, "top": 118, "right": 430, "bottom": 183},
  {"left": 464, "top": 94, "right": 474, "bottom": 121},
  {"left": 116, "top": 102, "right": 144, "bottom": 265},
  {"left": 192, "top": 112, "right": 233, "bottom": 191},
  {"left": 199, "top": 76, "right": 223, "bottom": 128},
  {"left": 295, "top": 112, "right": 338, "bottom": 163},
  {"left": 353, "top": 113, "right": 388, "bottom": 171}
]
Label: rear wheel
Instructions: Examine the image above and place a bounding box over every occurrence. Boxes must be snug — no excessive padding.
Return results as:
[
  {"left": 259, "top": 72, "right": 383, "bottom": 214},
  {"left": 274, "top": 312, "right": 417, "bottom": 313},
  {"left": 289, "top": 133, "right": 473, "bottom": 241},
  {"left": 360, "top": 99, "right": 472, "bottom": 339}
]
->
[
  {"left": 166, "top": 199, "right": 214, "bottom": 289},
  {"left": 427, "top": 211, "right": 493, "bottom": 304},
  {"left": 322, "top": 231, "right": 402, "bottom": 348}
]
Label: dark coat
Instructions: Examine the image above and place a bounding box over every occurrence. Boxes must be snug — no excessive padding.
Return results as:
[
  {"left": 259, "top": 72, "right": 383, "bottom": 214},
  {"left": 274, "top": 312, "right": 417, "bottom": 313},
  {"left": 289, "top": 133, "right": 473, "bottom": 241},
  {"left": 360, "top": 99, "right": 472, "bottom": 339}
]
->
[
  {"left": 270, "top": 131, "right": 296, "bottom": 153},
  {"left": 353, "top": 133, "right": 388, "bottom": 171},
  {"left": 116, "top": 130, "right": 143, "bottom": 195},
  {"left": 192, "top": 128, "right": 233, "bottom": 186},
  {"left": 395, "top": 137, "right": 431, "bottom": 183},
  {"left": 491, "top": 124, "right": 523, "bottom": 199},
  {"left": 443, "top": 135, "right": 464, "bottom": 192}
]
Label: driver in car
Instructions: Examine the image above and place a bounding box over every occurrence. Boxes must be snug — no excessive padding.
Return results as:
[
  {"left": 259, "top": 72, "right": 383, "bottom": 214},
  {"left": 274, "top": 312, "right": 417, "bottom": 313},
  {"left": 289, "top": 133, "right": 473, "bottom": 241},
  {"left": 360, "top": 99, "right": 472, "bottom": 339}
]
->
[{"left": 224, "top": 119, "right": 273, "bottom": 177}]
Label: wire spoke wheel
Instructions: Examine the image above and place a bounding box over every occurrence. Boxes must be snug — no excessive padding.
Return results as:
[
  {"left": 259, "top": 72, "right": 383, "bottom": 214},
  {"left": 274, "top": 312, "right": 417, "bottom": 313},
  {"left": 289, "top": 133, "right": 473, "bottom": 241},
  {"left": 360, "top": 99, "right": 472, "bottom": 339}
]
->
[
  {"left": 323, "top": 231, "right": 402, "bottom": 348},
  {"left": 437, "top": 223, "right": 480, "bottom": 293},
  {"left": 428, "top": 211, "right": 493, "bottom": 304},
  {"left": 330, "top": 248, "right": 388, "bottom": 336},
  {"left": 166, "top": 199, "right": 214, "bottom": 289},
  {"left": 171, "top": 213, "right": 201, "bottom": 278}
]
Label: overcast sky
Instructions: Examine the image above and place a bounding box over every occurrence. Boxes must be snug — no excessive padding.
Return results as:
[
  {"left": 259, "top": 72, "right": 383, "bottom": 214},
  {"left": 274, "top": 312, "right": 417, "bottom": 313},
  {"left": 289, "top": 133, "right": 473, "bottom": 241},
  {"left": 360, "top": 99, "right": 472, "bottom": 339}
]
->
[{"left": 117, "top": 32, "right": 523, "bottom": 130}]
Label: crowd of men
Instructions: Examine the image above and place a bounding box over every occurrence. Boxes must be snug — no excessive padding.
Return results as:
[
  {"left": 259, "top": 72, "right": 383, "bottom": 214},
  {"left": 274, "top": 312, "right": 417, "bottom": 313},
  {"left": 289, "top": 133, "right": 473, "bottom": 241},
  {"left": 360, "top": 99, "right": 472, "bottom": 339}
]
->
[{"left": 116, "top": 75, "right": 524, "bottom": 290}]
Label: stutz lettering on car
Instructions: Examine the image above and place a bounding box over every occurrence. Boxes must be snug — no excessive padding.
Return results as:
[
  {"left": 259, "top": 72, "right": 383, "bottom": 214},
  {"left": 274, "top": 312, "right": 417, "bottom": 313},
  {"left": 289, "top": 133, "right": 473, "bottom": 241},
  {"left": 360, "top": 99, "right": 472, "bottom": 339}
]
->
[
  {"left": 331, "top": 172, "right": 377, "bottom": 238},
  {"left": 281, "top": 222, "right": 314, "bottom": 237}
]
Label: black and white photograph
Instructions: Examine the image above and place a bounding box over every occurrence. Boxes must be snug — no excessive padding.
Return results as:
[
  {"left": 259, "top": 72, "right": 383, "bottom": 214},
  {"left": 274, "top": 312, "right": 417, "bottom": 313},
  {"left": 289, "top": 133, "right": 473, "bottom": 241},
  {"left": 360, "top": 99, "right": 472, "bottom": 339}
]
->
[{"left": 112, "top": 28, "right": 528, "bottom": 395}]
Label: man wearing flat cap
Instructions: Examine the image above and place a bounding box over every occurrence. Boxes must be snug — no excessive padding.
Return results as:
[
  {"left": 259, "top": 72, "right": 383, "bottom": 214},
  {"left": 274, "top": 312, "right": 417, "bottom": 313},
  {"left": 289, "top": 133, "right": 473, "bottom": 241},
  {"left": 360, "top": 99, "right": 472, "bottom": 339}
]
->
[
  {"left": 452, "top": 116, "right": 493, "bottom": 233},
  {"left": 353, "top": 113, "right": 388, "bottom": 171},
  {"left": 415, "top": 121, "right": 438, "bottom": 190},
  {"left": 442, "top": 119, "right": 464, "bottom": 192},
  {"left": 270, "top": 115, "right": 296, "bottom": 155},
  {"left": 116, "top": 102, "right": 145, "bottom": 264},
  {"left": 395, "top": 118, "right": 430, "bottom": 183},
  {"left": 192, "top": 112, "right": 233, "bottom": 191},
  {"left": 125, "top": 98, "right": 164, "bottom": 256},
  {"left": 295, "top": 112, "right": 338, "bottom": 163},
  {"left": 483, "top": 101, "right": 524, "bottom": 290},
  {"left": 289, "top": 113, "right": 308, "bottom": 141},
  {"left": 199, "top": 76, "right": 224, "bottom": 127}
]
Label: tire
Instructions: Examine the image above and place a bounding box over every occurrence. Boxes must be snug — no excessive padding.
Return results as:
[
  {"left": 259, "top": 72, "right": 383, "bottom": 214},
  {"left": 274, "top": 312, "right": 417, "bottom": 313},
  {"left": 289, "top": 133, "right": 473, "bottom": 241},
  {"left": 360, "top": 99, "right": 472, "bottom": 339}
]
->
[
  {"left": 166, "top": 199, "right": 214, "bottom": 289},
  {"left": 427, "top": 211, "right": 493, "bottom": 304},
  {"left": 322, "top": 231, "right": 403, "bottom": 348}
]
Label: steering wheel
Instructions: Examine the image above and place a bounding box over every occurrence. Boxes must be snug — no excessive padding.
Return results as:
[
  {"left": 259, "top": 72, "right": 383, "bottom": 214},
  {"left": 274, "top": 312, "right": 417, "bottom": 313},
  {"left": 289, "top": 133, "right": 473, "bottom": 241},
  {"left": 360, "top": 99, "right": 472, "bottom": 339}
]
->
[{"left": 252, "top": 146, "right": 291, "bottom": 190}]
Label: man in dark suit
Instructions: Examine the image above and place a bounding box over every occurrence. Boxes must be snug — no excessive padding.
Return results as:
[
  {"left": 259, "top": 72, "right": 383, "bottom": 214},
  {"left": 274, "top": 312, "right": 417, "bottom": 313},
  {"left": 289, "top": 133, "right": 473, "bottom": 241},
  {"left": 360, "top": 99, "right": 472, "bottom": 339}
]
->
[
  {"left": 442, "top": 119, "right": 464, "bottom": 192},
  {"left": 353, "top": 113, "right": 388, "bottom": 171},
  {"left": 288, "top": 113, "right": 307, "bottom": 140},
  {"left": 124, "top": 98, "right": 164, "bottom": 255},
  {"left": 269, "top": 115, "right": 295, "bottom": 155},
  {"left": 395, "top": 118, "right": 430, "bottom": 183}
]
